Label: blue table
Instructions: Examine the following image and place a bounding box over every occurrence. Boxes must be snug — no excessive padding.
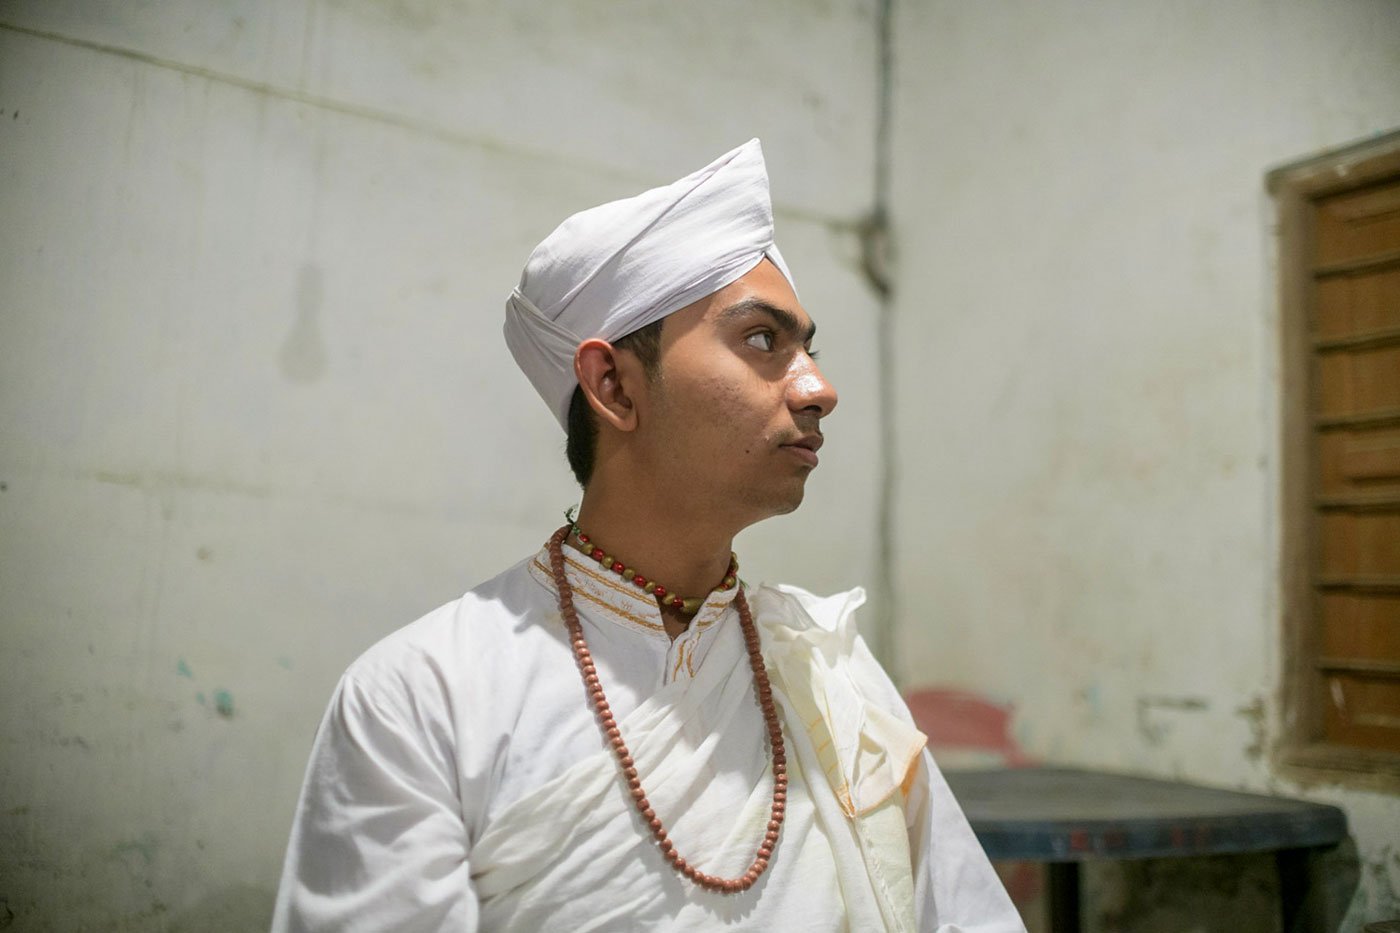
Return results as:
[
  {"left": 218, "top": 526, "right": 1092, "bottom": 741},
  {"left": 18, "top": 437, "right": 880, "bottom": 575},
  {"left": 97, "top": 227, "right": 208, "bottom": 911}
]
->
[{"left": 944, "top": 767, "right": 1349, "bottom": 932}]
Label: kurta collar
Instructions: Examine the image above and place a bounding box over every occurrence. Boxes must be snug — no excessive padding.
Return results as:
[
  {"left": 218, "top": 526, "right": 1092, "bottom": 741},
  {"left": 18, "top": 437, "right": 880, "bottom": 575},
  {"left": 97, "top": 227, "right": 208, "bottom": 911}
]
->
[{"left": 528, "top": 541, "right": 739, "bottom": 640}]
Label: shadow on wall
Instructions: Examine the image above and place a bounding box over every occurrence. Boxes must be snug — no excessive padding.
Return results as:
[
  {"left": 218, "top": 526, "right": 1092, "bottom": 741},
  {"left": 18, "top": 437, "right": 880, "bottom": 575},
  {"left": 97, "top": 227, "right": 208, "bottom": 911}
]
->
[
  {"left": 1083, "top": 840, "right": 1360, "bottom": 933},
  {"left": 164, "top": 885, "right": 275, "bottom": 933}
]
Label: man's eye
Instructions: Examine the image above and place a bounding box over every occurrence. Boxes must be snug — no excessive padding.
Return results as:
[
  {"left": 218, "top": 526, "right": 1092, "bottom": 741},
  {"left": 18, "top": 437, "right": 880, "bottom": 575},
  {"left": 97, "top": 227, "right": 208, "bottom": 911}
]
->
[{"left": 745, "top": 331, "right": 775, "bottom": 351}]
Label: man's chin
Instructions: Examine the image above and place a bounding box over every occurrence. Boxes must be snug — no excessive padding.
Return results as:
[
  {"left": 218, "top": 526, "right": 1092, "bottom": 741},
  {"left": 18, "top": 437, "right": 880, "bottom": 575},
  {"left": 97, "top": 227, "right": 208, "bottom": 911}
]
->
[{"left": 762, "top": 482, "right": 808, "bottom": 518}]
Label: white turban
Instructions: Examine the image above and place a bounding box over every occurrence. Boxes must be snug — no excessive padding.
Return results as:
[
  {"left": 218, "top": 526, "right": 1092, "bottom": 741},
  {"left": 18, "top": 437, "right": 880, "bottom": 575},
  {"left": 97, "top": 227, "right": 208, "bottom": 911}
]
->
[{"left": 504, "top": 139, "right": 796, "bottom": 430}]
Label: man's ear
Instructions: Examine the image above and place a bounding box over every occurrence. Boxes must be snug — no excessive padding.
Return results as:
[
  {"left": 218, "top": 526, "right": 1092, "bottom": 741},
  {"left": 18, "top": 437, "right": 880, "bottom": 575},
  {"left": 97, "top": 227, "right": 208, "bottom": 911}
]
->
[{"left": 574, "top": 338, "right": 641, "bottom": 432}]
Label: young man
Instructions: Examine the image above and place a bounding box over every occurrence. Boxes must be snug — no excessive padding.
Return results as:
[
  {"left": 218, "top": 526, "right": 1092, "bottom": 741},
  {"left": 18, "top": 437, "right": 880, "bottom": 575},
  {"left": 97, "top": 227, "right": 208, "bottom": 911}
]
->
[{"left": 273, "top": 140, "right": 1022, "bottom": 931}]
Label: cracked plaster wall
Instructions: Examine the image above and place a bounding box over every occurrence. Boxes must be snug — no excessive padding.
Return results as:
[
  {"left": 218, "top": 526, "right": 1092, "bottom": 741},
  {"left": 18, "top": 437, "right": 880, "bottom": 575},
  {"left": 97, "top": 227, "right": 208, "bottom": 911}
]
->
[
  {"left": 889, "top": 1, "right": 1400, "bottom": 928},
  {"left": 0, "top": 2, "right": 882, "bottom": 928},
  {"left": 6, "top": 1, "right": 1400, "bottom": 930}
]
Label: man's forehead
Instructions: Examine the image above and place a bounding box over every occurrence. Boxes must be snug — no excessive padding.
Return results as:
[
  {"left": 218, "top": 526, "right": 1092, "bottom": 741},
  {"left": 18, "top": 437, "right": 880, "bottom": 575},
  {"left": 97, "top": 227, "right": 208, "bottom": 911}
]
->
[
  {"left": 700, "top": 259, "right": 808, "bottom": 325},
  {"left": 657, "top": 267, "right": 811, "bottom": 343}
]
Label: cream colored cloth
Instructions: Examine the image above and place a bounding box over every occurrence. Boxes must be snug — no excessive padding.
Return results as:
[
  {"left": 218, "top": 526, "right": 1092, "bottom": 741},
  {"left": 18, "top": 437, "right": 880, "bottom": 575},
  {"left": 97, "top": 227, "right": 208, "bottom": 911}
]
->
[
  {"left": 504, "top": 139, "right": 795, "bottom": 429},
  {"left": 272, "top": 544, "right": 1026, "bottom": 932},
  {"left": 751, "top": 584, "right": 930, "bottom": 933}
]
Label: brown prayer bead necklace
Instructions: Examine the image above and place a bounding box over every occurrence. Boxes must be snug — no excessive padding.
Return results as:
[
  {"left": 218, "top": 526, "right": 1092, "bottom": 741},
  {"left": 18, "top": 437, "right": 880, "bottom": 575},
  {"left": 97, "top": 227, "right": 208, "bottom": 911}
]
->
[{"left": 547, "top": 526, "right": 787, "bottom": 893}]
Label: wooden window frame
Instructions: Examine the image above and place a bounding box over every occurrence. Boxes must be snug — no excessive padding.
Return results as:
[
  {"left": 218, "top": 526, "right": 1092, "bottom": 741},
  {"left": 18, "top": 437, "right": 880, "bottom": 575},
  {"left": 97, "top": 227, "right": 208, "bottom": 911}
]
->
[{"left": 1270, "top": 129, "right": 1400, "bottom": 788}]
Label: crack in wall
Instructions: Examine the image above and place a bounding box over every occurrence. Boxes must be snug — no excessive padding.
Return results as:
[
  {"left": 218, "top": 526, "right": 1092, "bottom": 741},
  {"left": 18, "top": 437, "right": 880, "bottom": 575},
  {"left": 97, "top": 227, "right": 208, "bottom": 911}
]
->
[
  {"left": 868, "top": 0, "right": 897, "bottom": 669},
  {"left": 0, "top": 19, "right": 858, "bottom": 230}
]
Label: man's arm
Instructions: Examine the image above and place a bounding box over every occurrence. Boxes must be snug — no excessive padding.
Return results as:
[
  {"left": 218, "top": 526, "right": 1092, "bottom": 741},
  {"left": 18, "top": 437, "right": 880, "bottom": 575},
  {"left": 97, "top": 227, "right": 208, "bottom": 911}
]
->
[
  {"left": 904, "top": 748, "right": 1027, "bottom": 932},
  {"left": 846, "top": 636, "right": 1026, "bottom": 931},
  {"left": 271, "top": 667, "right": 476, "bottom": 933}
]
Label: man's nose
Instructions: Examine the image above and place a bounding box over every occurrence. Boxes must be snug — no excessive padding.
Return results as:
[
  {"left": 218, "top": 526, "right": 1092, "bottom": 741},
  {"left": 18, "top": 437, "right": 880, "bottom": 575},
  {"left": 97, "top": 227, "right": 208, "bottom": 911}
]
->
[{"left": 787, "top": 354, "right": 838, "bottom": 418}]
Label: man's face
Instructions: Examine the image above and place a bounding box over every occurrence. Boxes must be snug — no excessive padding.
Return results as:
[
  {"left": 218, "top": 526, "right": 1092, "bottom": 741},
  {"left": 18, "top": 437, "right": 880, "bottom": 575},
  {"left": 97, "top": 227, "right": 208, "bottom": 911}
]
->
[{"left": 632, "top": 259, "right": 838, "bottom": 529}]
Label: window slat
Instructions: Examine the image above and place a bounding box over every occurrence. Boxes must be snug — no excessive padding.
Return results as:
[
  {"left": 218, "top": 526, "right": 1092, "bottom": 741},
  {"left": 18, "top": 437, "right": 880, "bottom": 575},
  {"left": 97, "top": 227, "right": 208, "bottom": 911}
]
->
[
  {"left": 1317, "top": 576, "right": 1400, "bottom": 595},
  {"left": 1313, "top": 246, "right": 1400, "bottom": 279}
]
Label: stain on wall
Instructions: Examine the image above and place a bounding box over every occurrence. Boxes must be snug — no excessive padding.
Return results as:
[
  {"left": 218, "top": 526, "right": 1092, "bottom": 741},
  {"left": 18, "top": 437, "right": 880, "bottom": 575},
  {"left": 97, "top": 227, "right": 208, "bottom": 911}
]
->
[
  {"left": 1235, "top": 696, "right": 1266, "bottom": 762},
  {"left": 906, "top": 686, "right": 1032, "bottom": 768},
  {"left": 1135, "top": 695, "right": 1210, "bottom": 747},
  {"left": 278, "top": 262, "right": 327, "bottom": 384}
]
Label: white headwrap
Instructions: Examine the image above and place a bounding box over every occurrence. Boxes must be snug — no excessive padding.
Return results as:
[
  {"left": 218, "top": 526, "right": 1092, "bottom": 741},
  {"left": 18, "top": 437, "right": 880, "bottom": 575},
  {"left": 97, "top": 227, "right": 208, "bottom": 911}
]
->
[{"left": 504, "top": 139, "right": 796, "bottom": 430}]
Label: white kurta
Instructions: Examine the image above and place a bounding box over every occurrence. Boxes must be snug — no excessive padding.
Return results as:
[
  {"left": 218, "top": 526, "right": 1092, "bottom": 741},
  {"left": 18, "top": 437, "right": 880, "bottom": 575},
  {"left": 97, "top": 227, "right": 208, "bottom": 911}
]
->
[{"left": 272, "top": 544, "right": 1024, "bottom": 932}]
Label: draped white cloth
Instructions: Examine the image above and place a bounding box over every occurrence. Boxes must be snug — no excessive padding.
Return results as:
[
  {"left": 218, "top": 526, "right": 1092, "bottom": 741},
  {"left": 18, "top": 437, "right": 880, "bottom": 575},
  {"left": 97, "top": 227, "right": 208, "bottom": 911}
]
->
[
  {"left": 504, "top": 139, "right": 795, "bottom": 429},
  {"left": 272, "top": 544, "right": 1025, "bottom": 932}
]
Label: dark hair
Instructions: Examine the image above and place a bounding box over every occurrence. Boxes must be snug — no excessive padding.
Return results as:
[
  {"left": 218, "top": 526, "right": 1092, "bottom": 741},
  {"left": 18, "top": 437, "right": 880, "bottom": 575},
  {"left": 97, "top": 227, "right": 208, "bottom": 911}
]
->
[{"left": 565, "top": 319, "right": 664, "bottom": 487}]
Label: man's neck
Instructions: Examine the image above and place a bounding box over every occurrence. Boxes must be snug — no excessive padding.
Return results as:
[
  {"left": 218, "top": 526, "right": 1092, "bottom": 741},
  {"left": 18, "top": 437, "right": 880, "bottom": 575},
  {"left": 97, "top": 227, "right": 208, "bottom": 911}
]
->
[{"left": 572, "top": 486, "right": 738, "bottom": 622}]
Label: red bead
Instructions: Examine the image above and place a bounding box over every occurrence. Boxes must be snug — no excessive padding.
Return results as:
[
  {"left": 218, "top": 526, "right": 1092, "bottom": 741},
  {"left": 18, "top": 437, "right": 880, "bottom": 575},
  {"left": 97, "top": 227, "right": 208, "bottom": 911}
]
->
[
  {"left": 610, "top": 561, "right": 624, "bottom": 573},
  {"left": 670, "top": 596, "right": 684, "bottom": 608},
  {"left": 653, "top": 585, "right": 667, "bottom": 598},
  {"left": 591, "top": 547, "right": 605, "bottom": 561}
]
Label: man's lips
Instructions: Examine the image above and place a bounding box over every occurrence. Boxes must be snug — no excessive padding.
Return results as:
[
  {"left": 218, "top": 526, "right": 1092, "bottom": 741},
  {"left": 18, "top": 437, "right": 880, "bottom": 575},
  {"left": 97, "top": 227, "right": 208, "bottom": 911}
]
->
[{"left": 780, "top": 434, "right": 823, "bottom": 467}]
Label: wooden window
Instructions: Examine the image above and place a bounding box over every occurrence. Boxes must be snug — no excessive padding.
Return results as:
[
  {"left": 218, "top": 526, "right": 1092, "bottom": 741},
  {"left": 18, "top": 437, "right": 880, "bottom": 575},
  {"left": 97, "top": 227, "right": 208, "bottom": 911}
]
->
[{"left": 1272, "top": 130, "right": 1400, "bottom": 779}]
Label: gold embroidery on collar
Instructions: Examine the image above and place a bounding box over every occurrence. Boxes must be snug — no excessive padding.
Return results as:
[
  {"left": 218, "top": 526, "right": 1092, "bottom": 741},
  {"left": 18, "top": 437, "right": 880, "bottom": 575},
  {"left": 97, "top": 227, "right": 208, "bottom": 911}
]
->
[
  {"left": 532, "top": 548, "right": 738, "bottom": 637},
  {"left": 565, "top": 553, "right": 666, "bottom": 607},
  {"left": 572, "top": 584, "right": 666, "bottom": 633},
  {"left": 531, "top": 557, "right": 666, "bottom": 633}
]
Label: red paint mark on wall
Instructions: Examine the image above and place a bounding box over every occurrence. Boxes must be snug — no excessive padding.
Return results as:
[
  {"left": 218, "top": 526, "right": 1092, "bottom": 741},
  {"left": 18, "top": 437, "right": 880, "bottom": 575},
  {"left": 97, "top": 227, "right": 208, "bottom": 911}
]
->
[
  {"left": 907, "top": 687, "right": 1039, "bottom": 912},
  {"left": 904, "top": 687, "right": 1032, "bottom": 766}
]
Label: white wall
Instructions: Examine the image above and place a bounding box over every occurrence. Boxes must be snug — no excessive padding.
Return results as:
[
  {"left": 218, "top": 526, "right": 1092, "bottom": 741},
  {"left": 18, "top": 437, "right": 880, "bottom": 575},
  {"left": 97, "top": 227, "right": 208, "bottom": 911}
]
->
[
  {"left": 0, "top": 3, "right": 883, "bottom": 928},
  {"left": 889, "top": 0, "right": 1400, "bottom": 923},
  {"left": 8, "top": 0, "right": 1400, "bottom": 928}
]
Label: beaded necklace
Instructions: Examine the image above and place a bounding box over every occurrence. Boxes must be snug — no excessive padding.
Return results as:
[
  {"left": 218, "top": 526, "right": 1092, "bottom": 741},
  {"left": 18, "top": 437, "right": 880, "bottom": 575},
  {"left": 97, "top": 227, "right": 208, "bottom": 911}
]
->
[
  {"left": 565, "top": 508, "right": 737, "bottom": 616},
  {"left": 547, "top": 525, "right": 786, "bottom": 893}
]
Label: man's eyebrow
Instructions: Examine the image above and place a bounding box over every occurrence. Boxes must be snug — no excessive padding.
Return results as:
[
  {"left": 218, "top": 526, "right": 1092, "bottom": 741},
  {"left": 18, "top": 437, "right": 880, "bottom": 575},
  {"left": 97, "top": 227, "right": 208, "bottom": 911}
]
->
[{"left": 718, "top": 297, "right": 817, "bottom": 344}]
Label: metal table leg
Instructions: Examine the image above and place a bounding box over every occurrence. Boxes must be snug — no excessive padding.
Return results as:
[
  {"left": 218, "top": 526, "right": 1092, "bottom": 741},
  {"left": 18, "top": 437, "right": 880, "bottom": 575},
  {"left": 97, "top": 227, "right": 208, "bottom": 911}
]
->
[{"left": 1047, "top": 861, "right": 1081, "bottom": 933}]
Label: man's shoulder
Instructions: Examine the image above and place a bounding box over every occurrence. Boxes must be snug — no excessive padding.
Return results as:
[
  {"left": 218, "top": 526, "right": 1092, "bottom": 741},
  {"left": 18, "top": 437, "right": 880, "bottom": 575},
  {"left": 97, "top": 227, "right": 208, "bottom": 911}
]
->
[
  {"left": 748, "top": 581, "right": 868, "bottom": 637},
  {"left": 341, "top": 550, "right": 551, "bottom": 695}
]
